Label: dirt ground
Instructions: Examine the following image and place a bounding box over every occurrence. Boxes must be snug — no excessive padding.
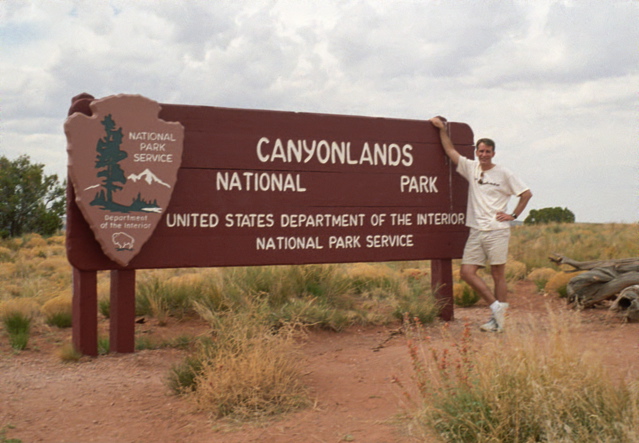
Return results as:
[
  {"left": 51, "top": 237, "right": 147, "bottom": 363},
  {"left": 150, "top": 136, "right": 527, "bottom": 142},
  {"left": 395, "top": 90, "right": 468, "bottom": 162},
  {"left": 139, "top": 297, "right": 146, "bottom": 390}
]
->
[{"left": 2, "top": 281, "right": 639, "bottom": 443}]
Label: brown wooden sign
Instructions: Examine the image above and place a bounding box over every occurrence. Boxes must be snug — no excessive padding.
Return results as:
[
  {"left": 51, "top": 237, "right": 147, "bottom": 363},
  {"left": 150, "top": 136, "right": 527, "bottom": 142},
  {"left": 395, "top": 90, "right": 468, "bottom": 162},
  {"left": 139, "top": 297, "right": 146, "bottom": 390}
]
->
[
  {"left": 65, "top": 93, "right": 474, "bottom": 355},
  {"left": 67, "top": 97, "right": 473, "bottom": 270}
]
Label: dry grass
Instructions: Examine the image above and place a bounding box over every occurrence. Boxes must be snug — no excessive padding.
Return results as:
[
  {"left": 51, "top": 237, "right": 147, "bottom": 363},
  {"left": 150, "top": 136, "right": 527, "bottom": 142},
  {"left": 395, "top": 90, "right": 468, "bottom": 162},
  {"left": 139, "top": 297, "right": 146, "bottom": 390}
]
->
[
  {"left": 527, "top": 267, "right": 558, "bottom": 293},
  {"left": 0, "top": 298, "right": 39, "bottom": 350},
  {"left": 0, "top": 297, "right": 40, "bottom": 320},
  {"left": 545, "top": 271, "right": 582, "bottom": 297},
  {"left": 41, "top": 292, "right": 73, "bottom": 328},
  {"left": 174, "top": 302, "right": 311, "bottom": 420},
  {"left": 510, "top": 223, "right": 639, "bottom": 270},
  {"left": 453, "top": 282, "right": 480, "bottom": 307},
  {"left": 2, "top": 224, "right": 639, "bottom": 426},
  {"left": 3, "top": 222, "right": 632, "bottom": 334},
  {"left": 0, "top": 246, "right": 13, "bottom": 261},
  {"left": 505, "top": 258, "right": 527, "bottom": 282},
  {"left": 56, "top": 342, "right": 83, "bottom": 362},
  {"left": 399, "top": 309, "right": 639, "bottom": 442}
]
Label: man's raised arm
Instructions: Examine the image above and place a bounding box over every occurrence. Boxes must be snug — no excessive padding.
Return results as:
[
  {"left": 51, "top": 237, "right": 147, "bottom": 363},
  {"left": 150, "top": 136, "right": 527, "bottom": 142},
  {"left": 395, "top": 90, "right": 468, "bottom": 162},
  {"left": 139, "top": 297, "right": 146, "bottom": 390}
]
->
[{"left": 430, "top": 116, "right": 461, "bottom": 165}]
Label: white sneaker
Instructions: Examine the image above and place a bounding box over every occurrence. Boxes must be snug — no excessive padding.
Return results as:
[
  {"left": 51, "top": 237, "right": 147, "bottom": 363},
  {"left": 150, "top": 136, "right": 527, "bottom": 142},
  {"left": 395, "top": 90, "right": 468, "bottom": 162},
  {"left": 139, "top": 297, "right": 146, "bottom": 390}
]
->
[
  {"left": 492, "top": 302, "right": 509, "bottom": 332},
  {"left": 480, "top": 317, "right": 498, "bottom": 332}
]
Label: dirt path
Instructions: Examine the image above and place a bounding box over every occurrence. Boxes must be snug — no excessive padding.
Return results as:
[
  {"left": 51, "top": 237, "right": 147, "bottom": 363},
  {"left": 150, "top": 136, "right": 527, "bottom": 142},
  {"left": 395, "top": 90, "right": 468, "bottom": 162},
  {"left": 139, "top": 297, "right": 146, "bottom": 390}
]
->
[{"left": 2, "top": 281, "right": 639, "bottom": 442}]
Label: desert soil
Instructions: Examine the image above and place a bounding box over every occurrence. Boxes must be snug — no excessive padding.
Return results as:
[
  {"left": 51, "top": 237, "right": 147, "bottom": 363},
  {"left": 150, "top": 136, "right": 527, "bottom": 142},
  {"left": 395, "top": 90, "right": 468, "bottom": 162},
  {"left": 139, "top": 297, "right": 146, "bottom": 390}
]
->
[{"left": 2, "top": 281, "right": 639, "bottom": 443}]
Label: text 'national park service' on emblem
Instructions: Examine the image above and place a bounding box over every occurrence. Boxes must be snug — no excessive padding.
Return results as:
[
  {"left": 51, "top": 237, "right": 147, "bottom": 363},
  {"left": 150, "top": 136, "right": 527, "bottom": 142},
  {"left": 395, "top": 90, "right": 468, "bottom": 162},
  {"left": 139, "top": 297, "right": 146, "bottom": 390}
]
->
[{"left": 65, "top": 94, "right": 184, "bottom": 266}]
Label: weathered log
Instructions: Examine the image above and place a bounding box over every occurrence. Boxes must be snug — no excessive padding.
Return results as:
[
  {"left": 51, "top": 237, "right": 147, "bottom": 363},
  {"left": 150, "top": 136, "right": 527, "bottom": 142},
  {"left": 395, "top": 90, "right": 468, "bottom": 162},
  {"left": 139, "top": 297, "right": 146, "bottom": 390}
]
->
[
  {"left": 550, "top": 254, "right": 639, "bottom": 309},
  {"left": 568, "top": 271, "right": 639, "bottom": 308},
  {"left": 610, "top": 285, "right": 639, "bottom": 322},
  {"left": 549, "top": 254, "right": 639, "bottom": 272}
]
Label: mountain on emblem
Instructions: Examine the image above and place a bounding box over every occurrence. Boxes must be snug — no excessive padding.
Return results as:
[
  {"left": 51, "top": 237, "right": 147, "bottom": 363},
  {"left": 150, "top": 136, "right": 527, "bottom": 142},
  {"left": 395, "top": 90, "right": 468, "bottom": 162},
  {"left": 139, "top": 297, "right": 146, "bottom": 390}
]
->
[
  {"left": 127, "top": 169, "right": 171, "bottom": 188},
  {"left": 65, "top": 94, "right": 184, "bottom": 266}
]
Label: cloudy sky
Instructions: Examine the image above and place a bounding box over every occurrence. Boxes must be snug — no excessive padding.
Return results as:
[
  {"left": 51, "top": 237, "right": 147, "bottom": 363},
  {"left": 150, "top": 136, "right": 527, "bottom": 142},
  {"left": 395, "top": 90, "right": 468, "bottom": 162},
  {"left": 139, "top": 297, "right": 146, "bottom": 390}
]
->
[{"left": 2, "top": 0, "right": 637, "bottom": 223}]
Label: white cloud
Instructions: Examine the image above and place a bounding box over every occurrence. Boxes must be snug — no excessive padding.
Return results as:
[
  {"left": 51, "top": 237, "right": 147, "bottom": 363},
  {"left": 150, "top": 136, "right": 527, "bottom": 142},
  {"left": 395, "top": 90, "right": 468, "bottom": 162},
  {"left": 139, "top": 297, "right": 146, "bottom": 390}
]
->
[{"left": 1, "top": 0, "right": 637, "bottom": 222}]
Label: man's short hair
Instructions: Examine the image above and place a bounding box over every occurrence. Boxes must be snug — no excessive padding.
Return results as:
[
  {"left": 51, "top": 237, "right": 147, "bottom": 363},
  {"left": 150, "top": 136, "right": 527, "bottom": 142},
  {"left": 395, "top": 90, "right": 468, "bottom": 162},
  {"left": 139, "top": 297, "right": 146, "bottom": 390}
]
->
[{"left": 476, "top": 138, "right": 495, "bottom": 151}]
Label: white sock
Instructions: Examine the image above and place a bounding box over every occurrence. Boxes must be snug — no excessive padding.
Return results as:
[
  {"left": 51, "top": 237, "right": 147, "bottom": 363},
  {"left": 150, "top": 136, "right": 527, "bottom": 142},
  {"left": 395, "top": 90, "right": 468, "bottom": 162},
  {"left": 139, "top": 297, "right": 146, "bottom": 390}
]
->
[{"left": 490, "top": 301, "right": 501, "bottom": 313}]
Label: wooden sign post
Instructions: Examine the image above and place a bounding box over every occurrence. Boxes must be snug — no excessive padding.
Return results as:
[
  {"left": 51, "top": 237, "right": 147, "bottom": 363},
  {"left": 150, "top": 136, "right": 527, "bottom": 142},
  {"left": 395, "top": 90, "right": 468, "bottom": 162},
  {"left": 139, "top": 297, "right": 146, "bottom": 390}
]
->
[{"left": 65, "top": 93, "right": 473, "bottom": 356}]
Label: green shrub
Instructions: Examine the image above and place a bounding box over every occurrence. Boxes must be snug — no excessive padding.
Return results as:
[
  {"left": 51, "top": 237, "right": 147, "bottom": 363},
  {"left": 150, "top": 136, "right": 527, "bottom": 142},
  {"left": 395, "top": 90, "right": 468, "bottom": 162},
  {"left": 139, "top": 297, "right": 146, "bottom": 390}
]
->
[
  {"left": 3, "top": 312, "right": 31, "bottom": 350},
  {"left": 97, "top": 336, "right": 109, "bottom": 355},
  {"left": 98, "top": 298, "right": 110, "bottom": 318},
  {"left": 0, "top": 425, "right": 22, "bottom": 443},
  {"left": 41, "top": 294, "right": 73, "bottom": 328},
  {"left": 453, "top": 282, "right": 480, "bottom": 307},
  {"left": 136, "top": 334, "right": 196, "bottom": 351},
  {"left": 393, "top": 293, "right": 439, "bottom": 324},
  {"left": 45, "top": 312, "right": 72, "bottom": 328},
  {"left": 168, "top": 352, "right": 206, "bottom": 394}
]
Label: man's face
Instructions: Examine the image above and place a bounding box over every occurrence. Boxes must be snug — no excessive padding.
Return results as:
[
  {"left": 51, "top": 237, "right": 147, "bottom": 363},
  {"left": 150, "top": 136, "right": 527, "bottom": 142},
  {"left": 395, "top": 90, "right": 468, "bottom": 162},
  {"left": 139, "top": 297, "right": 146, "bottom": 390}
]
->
[{"left": 476, "top": 142, "right": 495, "bottom": 167}]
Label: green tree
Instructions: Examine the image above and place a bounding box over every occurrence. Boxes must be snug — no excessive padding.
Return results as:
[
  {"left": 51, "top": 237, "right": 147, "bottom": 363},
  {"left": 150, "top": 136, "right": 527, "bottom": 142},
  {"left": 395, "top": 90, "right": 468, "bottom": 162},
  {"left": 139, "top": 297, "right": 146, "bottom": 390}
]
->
[
  {"left": 0, "top": 155, "right": 66, "bottom": 238},
  {"left": 524, "top": 207, "right": 575, "bottom": 225},
  {"left": 94, "top": 114, "right": 127, "bottom": 204}
]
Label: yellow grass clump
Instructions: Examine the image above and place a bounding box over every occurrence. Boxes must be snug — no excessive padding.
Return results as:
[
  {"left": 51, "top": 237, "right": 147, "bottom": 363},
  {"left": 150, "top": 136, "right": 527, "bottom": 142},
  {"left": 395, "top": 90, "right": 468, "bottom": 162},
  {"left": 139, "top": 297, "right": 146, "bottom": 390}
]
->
[
  {"left": 528, "top": 267, "right": 558, "bottom": 291},
  {"left": 38, "top": 255, "right": 72, "bottom": 274},
  {"left": 185, "top": 304, "right": 311, "bottom": 419},
  {"left": 527, "top": 267, "right": 558, "bottom": 282},
  {"left": 0, "top": 262, "right": 17, "bottom": 279},
  {"left": 505, "top": 258, "right": 527, "bottom": 282},
  {"left": 0, "top": 246, "right": 13, "bottom": 261},
  {"left": 6, "top": 237, "right": 23, "bottom": 250},
  {"left": 165, "top": 272, "right": 208, "bottom": 288},
  {"left": 17, "top": 246, "right": 48, "bottom": 260},
  {"left": 139, "top": 268, "right": 188, "bottom": 283},
  {"left": 401, "top": 268, "right": 429, "bottom": 280},
  {"left": 23, "top": 234, "right": 47, "bottom": 249},
  {"left": 41, "top": 292, "right": 73, "bottom": 328},
  {"left": 0, "top": 297, "right": 40, "bottom": 320},
  {"left": 44, "top": 244, "right": 66, "bottom": 256},
  {"left": 194, "top": 333, "right": 310, "bottom": 419},
  {"left": 545, "top": 271, "right": 580, "bottom": 297},
  {"left": 47, "top": 235, "right": 66, "bottom": 246},
  {"left": 346, "top": 262, "right": 397, "bottom": 280},
  {"left": 41, "top": 292, "right": 72, "bottom": 317},
  {"left": 345, "top": 263, "right": 402, "bottom": 296},
  {"left": 1, "top": 284, "right": 21, "bottom": 298},
  {"left": 56, "top": 342, "right": 83, "bottom": 362}
]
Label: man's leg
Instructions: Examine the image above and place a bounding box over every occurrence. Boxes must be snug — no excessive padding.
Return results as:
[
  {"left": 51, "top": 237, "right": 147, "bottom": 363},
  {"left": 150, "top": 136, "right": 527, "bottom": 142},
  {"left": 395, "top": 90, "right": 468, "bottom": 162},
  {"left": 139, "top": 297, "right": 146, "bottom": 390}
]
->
[
  {"left": 461, "top": 264, "right": 503, "bottom": 332},
  {"left": 461, "top": 229, "right": 506, "bottom": 332},
  {"left": 490, "top": 264, "right": 508, "bottom": 303},
  {"left": 489, "top": 264, "right": 508, "bottom": 331},
  {"left": 460, "top": 264, "right": 496, "bottom": 305}
]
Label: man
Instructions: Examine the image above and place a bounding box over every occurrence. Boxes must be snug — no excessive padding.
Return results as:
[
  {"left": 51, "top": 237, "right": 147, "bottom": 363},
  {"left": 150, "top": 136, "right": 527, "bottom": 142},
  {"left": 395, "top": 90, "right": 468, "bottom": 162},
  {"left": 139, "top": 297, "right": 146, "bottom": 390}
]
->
[{"left": 430, "top": 116, "right": 532, "bottom": 332}]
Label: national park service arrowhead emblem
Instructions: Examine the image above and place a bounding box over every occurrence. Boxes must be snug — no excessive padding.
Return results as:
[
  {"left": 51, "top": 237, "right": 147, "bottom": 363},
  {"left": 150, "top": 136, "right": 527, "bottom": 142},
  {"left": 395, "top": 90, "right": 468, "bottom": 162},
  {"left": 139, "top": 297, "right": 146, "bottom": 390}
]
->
[{"left": 65, "top": 94, "right": 184, "bottom": 266}]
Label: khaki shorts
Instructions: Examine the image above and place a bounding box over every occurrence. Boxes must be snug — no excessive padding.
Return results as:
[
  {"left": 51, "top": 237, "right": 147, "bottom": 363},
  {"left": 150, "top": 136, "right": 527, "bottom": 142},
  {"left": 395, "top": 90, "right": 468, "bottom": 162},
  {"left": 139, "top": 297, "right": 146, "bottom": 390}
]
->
[{"left": 462, "top": 228, "right": 510, "bottom": 266}]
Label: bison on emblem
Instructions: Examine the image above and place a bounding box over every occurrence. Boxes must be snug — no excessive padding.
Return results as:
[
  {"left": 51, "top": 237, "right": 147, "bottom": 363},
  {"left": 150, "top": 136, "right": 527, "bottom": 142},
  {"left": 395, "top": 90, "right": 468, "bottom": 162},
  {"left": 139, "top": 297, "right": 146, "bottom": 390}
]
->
[{"left": 112, "top": 232, "right": 135, "bottom": 250}]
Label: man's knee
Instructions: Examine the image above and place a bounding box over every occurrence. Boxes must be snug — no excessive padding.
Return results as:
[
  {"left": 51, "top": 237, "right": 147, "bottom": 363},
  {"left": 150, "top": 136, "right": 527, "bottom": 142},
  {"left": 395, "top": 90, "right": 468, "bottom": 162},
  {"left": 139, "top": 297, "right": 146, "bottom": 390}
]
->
[
  {"left": 460, "top": 265, "right": 478, "bottom": 283},
  {"left": 490, "top": 264, "right": 506, "bottom": 280}
]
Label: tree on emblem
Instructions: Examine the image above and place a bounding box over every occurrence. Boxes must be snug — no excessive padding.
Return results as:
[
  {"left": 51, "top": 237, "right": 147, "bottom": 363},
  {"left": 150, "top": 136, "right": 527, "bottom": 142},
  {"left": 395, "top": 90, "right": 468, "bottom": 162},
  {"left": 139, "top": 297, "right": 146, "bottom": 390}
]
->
[
  {"left": 92, "top": 114, "right": 127, "bottom": 207},
  {"left": 90, "top": 114, "right": 161, "bottom": 213}
]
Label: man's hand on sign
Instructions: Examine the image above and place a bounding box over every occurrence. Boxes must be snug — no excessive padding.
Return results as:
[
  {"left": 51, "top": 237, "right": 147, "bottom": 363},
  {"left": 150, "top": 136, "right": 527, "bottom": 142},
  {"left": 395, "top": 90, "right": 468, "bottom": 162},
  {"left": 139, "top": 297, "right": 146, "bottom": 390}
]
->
[{"left": 429, "top": 116, "right": 447, "bottom": 129}]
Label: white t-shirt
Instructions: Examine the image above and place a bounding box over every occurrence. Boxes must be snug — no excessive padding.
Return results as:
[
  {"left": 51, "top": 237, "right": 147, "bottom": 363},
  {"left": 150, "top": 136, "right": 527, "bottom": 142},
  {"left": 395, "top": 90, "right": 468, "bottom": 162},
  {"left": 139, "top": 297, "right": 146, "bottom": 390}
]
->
[{"left": 457, "top": 156, "right": 529, "bottom": 231}]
